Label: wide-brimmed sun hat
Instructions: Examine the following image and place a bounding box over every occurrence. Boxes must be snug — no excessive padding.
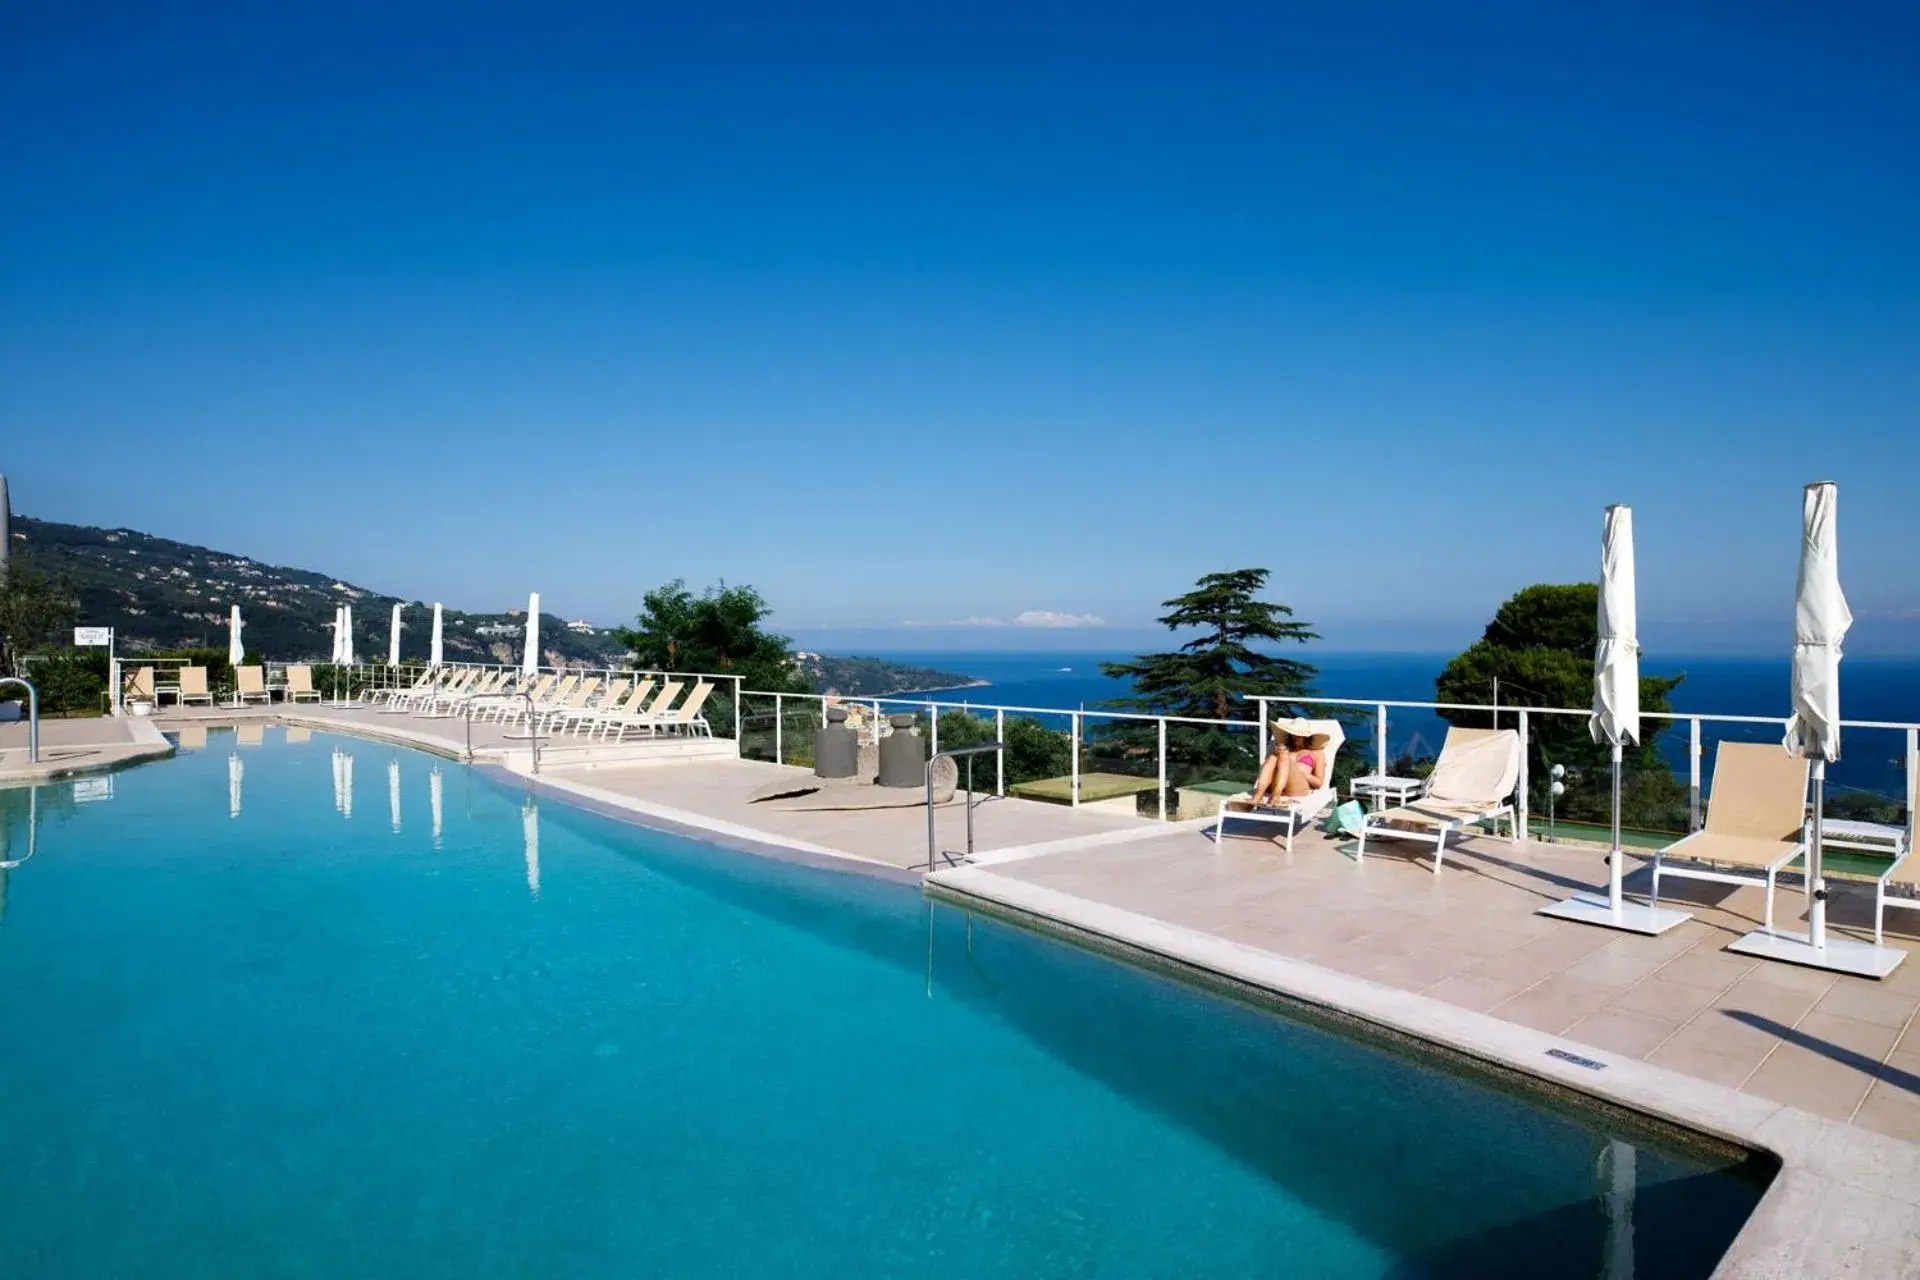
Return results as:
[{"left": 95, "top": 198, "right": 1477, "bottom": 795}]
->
[{"left": 1270, "top": 717, "right": 1331, "bottom": 749}]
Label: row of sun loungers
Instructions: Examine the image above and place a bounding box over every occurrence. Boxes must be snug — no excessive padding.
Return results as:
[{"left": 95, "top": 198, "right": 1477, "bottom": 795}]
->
[
  {"left": 368, "top": 666, "right": 715, "bottom": 739},
  {"left": 1213, "top": 720, "right": 1920, "bottom": 949}
]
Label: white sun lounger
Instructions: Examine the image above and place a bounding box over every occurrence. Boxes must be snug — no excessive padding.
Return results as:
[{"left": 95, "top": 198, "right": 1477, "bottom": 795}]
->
[
  {"left": 602, "top": 680, "right": 684, "bottom": 742},
  {"left": 1652, "top": 741, "right": 1810, "bottom": 932},
  {"left": 283, "top": 664, "right": 323, "bottom": 705},
  {"left": 1356, "top": 726, "right": 1521, "bottom": 872},
  {"left": 1211, "top": 718, "right": 1346, "bottom": 855},
  {"left": 234, "top": 665, "right": 273, "bottom": 706}
]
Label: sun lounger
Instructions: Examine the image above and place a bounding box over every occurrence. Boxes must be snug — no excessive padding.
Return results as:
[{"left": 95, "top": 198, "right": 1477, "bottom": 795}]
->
[
  {"left": 369, "top": 666, "right": 437, "bottom": 707},
  {"left": 123, "top": 666, "right": 156, "bottom": 708},
  {"left": 602, "top": 680, "right": 684, "bottom": 742},
  {"left": 586, "top": 680, "right": 655, "bottom": 740},
  {"left": 420, "top": 668, "right": 483, "bottom": 716},
  {"left": 535, "top": 676, "right": 602, "bottom": 734},
  {"left": 235, "top": 665, "right": 271, "bottom": 705},
  {"left": 1212, "top": 718, "right": 1346, "bottom": 854},
  {"left": 1356, "top": 726, "right": 1521, "bottom": 872},
  {"left": 284, "top": 665, "right": 321, "bottom": 704},
  {"left": 1651, "top": 742, "right": 1808, "bottom": 931},
  {"left": 484, "top": 673, "right": 555, "bottom": 723},
  {"left": 1831, "top": 765, "right": 1918, "bottom": 945},
  {"left": 652, "top": 680, "right": 714, "bottom": 736},
  {"left": 172, "top": 666, "right": 215, "bottom": 707},
  {"left": 552, "top": 678, "right": 628, "bottom": 736}
]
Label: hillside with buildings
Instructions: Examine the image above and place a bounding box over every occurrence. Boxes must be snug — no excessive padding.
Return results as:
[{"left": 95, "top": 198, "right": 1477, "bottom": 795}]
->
[{"left": 9, "top": 516, "right": 625, "bottom": 664}]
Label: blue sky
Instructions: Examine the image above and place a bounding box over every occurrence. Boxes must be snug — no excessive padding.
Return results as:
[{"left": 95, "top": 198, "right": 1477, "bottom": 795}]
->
[{"left": 3, "top": 3, "right": 1916, "bottom": 652}]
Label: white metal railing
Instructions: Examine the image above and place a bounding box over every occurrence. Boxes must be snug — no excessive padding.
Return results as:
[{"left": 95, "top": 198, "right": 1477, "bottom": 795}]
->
[{"left": 292, "top": 661, "right": 1920, "bottom": 837}]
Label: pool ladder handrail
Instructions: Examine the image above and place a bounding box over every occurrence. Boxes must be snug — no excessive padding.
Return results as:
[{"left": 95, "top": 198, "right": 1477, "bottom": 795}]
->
[
  {"left": 925, "top": 741, "right": 1004, "bottom": 871},
  {"left": 0, "top": 676, "right": 38, "bottom": 764},
  {"left": 465, "top": 690, "right": 542, "bottom": 774}
]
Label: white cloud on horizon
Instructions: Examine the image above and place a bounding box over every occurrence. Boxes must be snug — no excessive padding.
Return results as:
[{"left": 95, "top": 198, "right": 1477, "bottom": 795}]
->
[{"left": 902, "top": 610, "right": 1108, "bottom": 629}]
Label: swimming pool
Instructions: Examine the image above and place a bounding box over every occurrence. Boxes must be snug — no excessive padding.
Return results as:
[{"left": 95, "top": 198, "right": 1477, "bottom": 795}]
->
[{"left": 0, "top": 728, "right": 1767, "bottom": 1276}]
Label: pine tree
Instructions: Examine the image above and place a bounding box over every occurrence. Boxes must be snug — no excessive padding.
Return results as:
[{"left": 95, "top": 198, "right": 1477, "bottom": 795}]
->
[{"left": 1100, "top": 569, "right": 1318, "bottom": 720}]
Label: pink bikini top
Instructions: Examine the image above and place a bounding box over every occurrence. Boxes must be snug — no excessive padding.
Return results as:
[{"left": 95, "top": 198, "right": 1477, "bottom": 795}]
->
[{"left": 1297, "top": 753, "right": 1316, "bottom": 769}]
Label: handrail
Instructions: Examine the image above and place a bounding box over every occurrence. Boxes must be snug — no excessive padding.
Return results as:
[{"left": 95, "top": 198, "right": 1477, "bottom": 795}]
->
[
  {"left": 0, "top": 677, "right": 39, "bottom": 764},
  {"left": 465, "top": 692, "right": 541, "bottom": 774},
  {"left": 926, "top": 742, "right": 1004, "bottom": 872},
  {"left": 0, "top": 784, "right": 37, "bottom": 870}
]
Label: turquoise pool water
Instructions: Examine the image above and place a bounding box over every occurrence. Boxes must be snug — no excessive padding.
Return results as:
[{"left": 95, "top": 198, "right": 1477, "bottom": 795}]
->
[{"left": 0, "top": 729, "right": 1767, "bottom": 1277}]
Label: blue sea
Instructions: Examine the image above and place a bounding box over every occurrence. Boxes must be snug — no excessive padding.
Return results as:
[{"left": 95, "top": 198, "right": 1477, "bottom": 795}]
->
[{"left": 864, "top": 650, "right": 1920, "bottom": 801}]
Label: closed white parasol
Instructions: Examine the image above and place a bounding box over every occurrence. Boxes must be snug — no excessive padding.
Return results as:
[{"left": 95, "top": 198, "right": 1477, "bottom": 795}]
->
[
  {"left": 1540, "top": 505, "right": 1692, "bottom": 934},
  {"left": 1730, "top": 482, "right": 1902, "bottom": 976}
]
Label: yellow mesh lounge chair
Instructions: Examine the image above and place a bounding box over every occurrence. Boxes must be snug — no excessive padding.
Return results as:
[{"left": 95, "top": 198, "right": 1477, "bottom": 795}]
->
[
  {"left": 285, "top": 665, "right": 321, "bottom": 704},
  {"left": 536, "top": 676, "right": 601, "bottom": 733},
  {"left": 235, "top": 666, "right": 271, "bottom": 706},
  {"left": 1651, "top": 742, "right": 1809, "bottom": 931},
  {"left": 605, "top": 680, "right": 683, "bottom": 743},
  {"left": 174, "top": 666, "right": 215, "bottom": 708},
  {"left": 556, "top": 678, "right": 628, "bottom": 736},
  {"left": 1212, "top": 718, "right": 1347, "bottom": 855},
  {"left": 123, "top": 666, "right": 156, "bottom": 708},
  {"left": 588, "top": 679, "right": 655, "bottom": 740},
  {"left": 654, "top": 681, "right": 715, "bottom": 737},
  {"left": 1356, "top": 727, "right": 1522, "bottom": 873},
  {"left": 486, "top": 672, "right": 554, "bottom": 723}
]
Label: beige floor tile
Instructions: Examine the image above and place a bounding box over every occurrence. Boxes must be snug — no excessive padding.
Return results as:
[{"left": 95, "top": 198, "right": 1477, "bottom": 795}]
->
[
  {"left": 1741, "top": 1044, "right": 1874, "bottom": 1121},
  {"left": 1419, "top": 970, "right": 1541, "bottom": 1014},
  {"left": 1646, "top": 1040, "right": 1771, "bottom": 1090},
  {"left": 1792, "top": 1011, "right": 1904, "bottom": 1060},
  {"left": 1655, "top": 945, "right": 1760, "bottom": 992},
  {"left": 1491, "top": 974, "right": 1620, "bottom": 1037},
  {"left": 1362, "top": 946, "right": 1485, "bottom": 993},
  {"left": 1610, "top": 976, "right": 1720, "bottom": 1024},
  {"left": 1565, "top": 1007, "right": 1683, "bottom": 1060},
  {"left": 1848, "top": 1080, "right": 1920, "bottom": 1144},
  {"left": 1560, "top": 942, "right": 1685, "bottom": 991},
  {"left": 1812, "top": 979, "right": 1920, "bottom": 1031},
  {"left": 1713, "top": 972, "right": 1832, "bottom": 1028}
]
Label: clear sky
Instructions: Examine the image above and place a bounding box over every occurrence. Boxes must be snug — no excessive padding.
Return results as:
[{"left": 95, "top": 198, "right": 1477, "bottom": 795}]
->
[{"left": 3, "top": 3, "right": 1915, "bottom": 652}]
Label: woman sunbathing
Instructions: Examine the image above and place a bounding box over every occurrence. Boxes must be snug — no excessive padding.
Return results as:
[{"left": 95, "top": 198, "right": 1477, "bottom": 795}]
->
[{"left": 1248, "top": 718, "right": 1331, "bottom": 807}]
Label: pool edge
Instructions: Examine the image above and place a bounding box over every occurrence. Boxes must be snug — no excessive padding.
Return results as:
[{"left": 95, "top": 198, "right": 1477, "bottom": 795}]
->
[{"left": 925, "top": 864, "right": 1920, "bottom": 1280}]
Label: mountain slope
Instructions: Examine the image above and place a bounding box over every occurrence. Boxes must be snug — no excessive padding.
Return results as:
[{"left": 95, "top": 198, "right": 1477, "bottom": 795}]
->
[
  {"left": 11, "top": 515, "right": 624, "bottom": 664},
  {"left": 9, "top": 516, "right": 979, "bottom": 694}
]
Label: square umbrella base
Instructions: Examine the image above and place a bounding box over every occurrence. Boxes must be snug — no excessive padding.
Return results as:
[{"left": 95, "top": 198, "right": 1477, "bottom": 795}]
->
[
  {"left": 1726, "top": 928, "right": 1907, "bottom": 979},
  {"left": 1537, "top": 891, "right": 1693, "bottom": 936}
]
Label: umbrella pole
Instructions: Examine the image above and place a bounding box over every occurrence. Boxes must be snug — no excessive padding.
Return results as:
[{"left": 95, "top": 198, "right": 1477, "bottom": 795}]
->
[
  {"left": 1609, "top": 741, "right": 1624, "bottom": 915},
  {"left": 1809, "top": 758, "right": 1827, "bottom": 951}
]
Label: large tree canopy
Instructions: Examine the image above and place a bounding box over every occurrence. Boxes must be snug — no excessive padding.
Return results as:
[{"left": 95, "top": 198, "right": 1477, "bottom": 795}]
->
[
  {"left": 612, "top": 580, "right": 808, "bottom": 694},
  {"left": 1096, "top": 569, "right": 1321, "bottom": 789},
  {"left": 1436, "top": 583, "right": 1688, "bottom": 830},
  {"left": 1102, "top": 569, "right": 1318, "bottom": 722}
]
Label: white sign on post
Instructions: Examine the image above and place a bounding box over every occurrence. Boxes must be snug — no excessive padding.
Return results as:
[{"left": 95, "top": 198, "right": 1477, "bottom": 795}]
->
[{"left": 74, "top": 627, "right": 112, "bottom": 646}]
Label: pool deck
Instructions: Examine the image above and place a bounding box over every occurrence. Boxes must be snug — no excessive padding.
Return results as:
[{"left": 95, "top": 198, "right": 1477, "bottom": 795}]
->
[
  {"left": 530, "top": 756, "right": 1171, "bottom": 871},
  {"left": 0, "top": 714, "right": 173, "bottom": 782}
]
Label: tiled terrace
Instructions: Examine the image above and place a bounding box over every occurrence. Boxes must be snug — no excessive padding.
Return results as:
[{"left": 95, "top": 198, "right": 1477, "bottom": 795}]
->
[
  {"left": 540, "top": 756, "right": 1162, "bottom": 871},
  {"left": 967, "top": 819, "right": 1920, "bottom": 1145}
]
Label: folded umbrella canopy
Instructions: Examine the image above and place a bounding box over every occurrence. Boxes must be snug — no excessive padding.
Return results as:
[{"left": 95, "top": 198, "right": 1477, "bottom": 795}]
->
[
  {"left": 1540, "top": 505, "right": 1690, "bottom": 934},
  {"left": 388, "top": 604, "right": 403, "bottom": 667},
  {"left": 1729, "top": 481, "right": 1901, "bottom": 976},
  {"left": 227, "top": 605, "right": 244, "bottom": 669},
  {"left": 522, "top": 593, "right": 541, "bottom": 677},
  {"left": 429, "top": 603, "right": 444, "bottom": 668}
]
